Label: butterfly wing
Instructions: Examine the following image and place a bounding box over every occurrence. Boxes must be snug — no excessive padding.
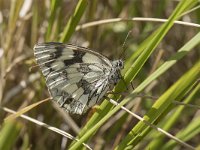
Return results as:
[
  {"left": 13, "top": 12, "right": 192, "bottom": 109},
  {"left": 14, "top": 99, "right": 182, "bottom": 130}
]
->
[{"left": 34, "top": 42, "right": 112, "bottom": 115}]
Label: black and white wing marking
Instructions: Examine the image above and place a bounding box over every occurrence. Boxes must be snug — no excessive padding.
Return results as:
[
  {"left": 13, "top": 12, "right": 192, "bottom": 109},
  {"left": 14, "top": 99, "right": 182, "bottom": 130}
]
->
[{"left": 34, "top": 42, "right": 123, "bottom": 115}]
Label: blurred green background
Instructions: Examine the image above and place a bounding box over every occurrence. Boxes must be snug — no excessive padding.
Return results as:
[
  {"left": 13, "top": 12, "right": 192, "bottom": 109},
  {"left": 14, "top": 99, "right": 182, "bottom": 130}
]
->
[{"left": 0, "top": 0, "right": 200, "bottom": 150}]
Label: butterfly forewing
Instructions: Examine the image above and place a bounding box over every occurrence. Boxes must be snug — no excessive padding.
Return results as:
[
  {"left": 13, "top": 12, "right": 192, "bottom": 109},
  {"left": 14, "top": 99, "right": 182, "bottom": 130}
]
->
[{"left": 34, "top": 42, "right": 123, "bottom": 115}]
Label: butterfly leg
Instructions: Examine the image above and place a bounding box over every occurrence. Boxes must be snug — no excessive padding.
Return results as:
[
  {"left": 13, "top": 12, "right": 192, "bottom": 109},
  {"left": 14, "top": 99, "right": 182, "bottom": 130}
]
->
[
  {"left": 130, "top": 81, "right": 135, "bottom": 90},
  {"left": 107, "top": 91, "right": 129, "bottom": 97},
  {"left": 85, "top": 105, "right": 101, "bottom": 121}
]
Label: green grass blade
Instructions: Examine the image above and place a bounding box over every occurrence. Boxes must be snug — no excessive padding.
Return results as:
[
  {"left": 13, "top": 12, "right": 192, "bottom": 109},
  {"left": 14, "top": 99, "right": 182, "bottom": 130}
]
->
[
  {"left": 162, "top": 115, "right": 200, "bottom": 150},
  {"left": 0, "top": 120, "right": 22, "bottom": 150},
  {"left": 45, "top": 0, "right": 62, "bottom": 41},
  {"left": 134, "top": 31, "right": 200, "bottom": 93},
  {"left": 31, "top": 1, "right": 39, "bottom": 47},
  {"left": 1, "top": 0, "right": 199, "bottom": 149},
  {"left": 59, "top": 0, "right": 87, "bottom": 42},
  {"left": 5, "top": 0, "right": 24, "bottom": 51},
  {"left": 154, "top": 83, "right": 200, "bottom": 150},
  {"left": 116, "top": 60, "right": 200, "bottom": 149},
  {"left": 70, "top": 0, "right": 198, "bottom": 149}
]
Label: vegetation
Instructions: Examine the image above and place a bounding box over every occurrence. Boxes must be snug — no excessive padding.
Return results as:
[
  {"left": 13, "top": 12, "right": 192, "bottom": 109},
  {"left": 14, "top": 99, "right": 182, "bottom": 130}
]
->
[{"left": 0, "top": 0, "right": 199, "bottom": 149}]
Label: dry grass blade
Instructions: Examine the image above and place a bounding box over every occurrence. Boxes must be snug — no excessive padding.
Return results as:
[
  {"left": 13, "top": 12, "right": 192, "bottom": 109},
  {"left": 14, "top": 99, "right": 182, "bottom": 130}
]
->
[
  {"left": 4, "top": 98, "right": 50, "bottom": 122},
  {"left": 2, "top": 107, "right": 92, "bottom": 150},
  {"left": 76, "top": 17, "right": 200, "bottom": 31},
  {"left": 1, "top": 1, "right": 199, "bottom": 149},
  {"left": 107, "top": 98, "right": 195, "bottom": 150}
]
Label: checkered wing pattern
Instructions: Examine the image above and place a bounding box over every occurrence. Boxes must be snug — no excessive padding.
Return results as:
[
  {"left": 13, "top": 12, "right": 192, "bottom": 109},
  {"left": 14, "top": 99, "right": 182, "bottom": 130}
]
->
[{"left": 34, "top": 42, "right": 123, "bottom": 115}]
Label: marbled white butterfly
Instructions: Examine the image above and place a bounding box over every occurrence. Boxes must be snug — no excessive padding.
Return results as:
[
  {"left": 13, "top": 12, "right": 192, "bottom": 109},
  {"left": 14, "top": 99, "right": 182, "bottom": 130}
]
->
[{"left": 34, "top": 42, "right": 124, "bottom": 115}]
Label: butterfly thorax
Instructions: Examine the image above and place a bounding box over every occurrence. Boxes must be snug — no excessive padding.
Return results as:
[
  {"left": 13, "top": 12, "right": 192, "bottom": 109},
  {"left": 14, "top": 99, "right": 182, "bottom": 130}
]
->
[{"left": 108, "top": 60, "right": 124, "bottom": 86}]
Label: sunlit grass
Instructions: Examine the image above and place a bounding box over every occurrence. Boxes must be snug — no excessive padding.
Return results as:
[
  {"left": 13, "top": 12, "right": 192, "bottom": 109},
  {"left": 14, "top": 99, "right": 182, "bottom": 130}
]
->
[{"left": 0, "top": 0, "right": 200, "bottom": 149}]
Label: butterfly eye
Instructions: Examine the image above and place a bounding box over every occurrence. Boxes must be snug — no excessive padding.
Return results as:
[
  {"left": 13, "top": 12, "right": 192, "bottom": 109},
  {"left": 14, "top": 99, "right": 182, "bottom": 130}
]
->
[
  {"left": 119, "top": 62, "right": 122, "bottom": 67},
  {"left": 118, "top": 60, "right": 124, "bottom": 68}
]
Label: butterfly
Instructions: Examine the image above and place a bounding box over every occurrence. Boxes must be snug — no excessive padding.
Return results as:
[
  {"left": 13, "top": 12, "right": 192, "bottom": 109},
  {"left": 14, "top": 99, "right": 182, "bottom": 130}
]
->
[{"left": 34, "top": 42, "right": 124, "bottom": 115}]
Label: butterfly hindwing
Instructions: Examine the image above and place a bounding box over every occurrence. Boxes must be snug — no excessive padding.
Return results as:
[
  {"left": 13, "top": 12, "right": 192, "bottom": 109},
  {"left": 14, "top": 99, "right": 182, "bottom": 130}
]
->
[{"left": 34, "top": 42, "right": 116, "bottom": 114}]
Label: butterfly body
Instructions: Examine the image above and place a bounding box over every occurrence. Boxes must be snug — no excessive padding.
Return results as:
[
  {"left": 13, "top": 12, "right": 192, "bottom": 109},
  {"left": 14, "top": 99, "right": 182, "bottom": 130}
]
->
[{"left": 34, "top": 42, "right": 123, "bottom": 115}]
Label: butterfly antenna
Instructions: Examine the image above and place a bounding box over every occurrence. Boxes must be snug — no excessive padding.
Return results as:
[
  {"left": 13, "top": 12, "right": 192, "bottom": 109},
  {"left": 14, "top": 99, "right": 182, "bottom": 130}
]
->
[{"left": 119, "top": 30, "right": 132, "bottom": 60}]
